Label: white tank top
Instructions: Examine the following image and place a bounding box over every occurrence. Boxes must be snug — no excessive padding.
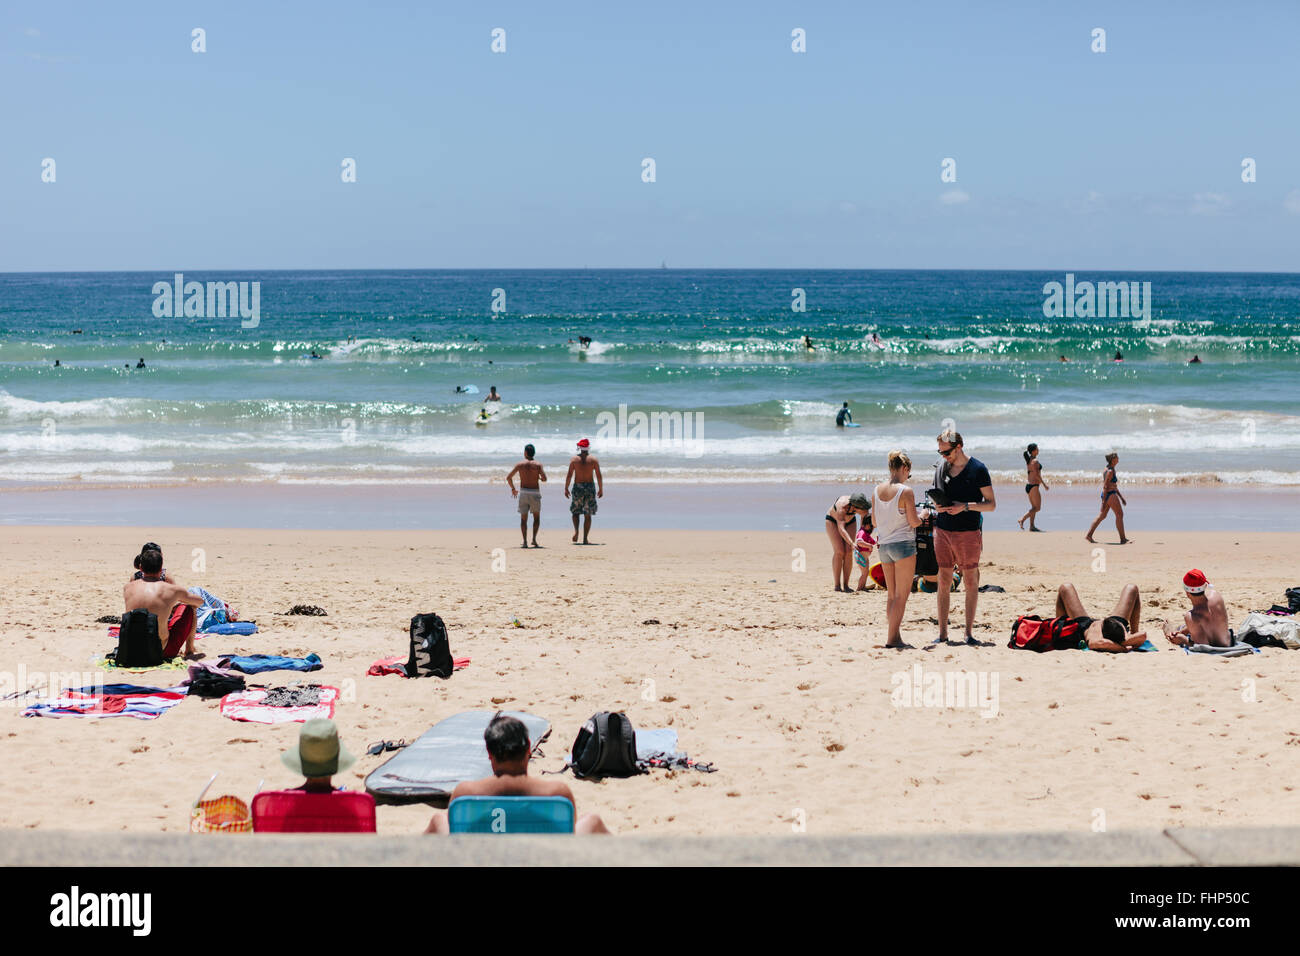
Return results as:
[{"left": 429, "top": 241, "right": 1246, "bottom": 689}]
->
[{"left": 872, "top": 483, "right": 914, "bottom": 545}]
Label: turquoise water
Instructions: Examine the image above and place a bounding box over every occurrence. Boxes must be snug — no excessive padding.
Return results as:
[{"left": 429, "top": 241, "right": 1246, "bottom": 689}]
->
[{"left": 1, "top": 270, "right": 1297, "bottom": 488}]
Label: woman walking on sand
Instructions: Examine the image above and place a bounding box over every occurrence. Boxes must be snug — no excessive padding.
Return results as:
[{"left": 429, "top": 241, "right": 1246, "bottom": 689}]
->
[
  {"left": 1086, "top": 452, "right": 1130, "bottom": 544},
  {"left": 1018, "top": 443, "right": 1049, "bottom": 531},
  {"left": 825, "top": 493, "right": 872, "bottom": 593},
  {"left": 873, "top": 451, "right": 924, "bottom": 647}
]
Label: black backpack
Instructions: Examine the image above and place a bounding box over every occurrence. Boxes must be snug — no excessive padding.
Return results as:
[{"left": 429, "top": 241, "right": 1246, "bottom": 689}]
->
[
  {"left": 115, "top": 609, "right": 163, "bottom": 667},
  {"left": 187, "top": 673, "right": 247, "bottom": 698},
  {"left": 406, "top": 613, "right": 454, "bottom": 678},
  {"left": 914, "top": 527, "right": 938, "bottom": 577},
  {"left": 570, "top": 712, "right": 644, "bottom": 779}
]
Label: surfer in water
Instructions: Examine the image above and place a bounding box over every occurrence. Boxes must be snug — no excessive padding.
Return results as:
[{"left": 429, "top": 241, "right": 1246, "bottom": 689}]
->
[
  {"left": 487, "top": 386, "right": 502, "bottom": 402},
  {"left": 802, "top": 335, "right": 815, "bottom": 351},
  {"left": 836, "top": 402, "right": 853, "bottom": 427}
]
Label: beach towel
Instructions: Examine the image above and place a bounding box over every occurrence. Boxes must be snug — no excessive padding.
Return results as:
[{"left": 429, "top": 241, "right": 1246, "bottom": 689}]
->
[
  {"left": 95, "top": 655, "right": 188, "bottom": 675},
  {"left": 202, "top": 622, "right": 258, "bottom": 636},
  {"left": 1183, "top": 642, "right": 1258, "bottom": 658},
  {"left": 367, "top": 654, "right": 470, "bottom": 677},
  {"left": 218, "top": 653, "right": 322, "bottom": 675},
  {"left": 220, "top": 685, "right": 339, "bottom": 724},
  {"left": 22, "top": 684, "right": 186, "bottom": 720},
  {"left": 1085, "top": 638, "right": 1159, "bottom": 652}
]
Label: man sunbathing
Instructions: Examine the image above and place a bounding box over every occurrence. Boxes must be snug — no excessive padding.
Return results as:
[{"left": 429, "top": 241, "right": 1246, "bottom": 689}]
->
[
  {"left": 1055, "top": 582, "right": 1150, "bottom": 652},
  {"left": 122, "top": 548, "right": 204, "bottom": 659},
  {"left": 1162, "top": 569, "right": 1233, "bottom": 648},
  {"left": 424, "top": 714, "right": 610, "bottom": 834}
]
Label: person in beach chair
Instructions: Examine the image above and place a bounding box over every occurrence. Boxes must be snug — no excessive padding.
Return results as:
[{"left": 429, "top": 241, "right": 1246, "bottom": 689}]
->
[
  {"left": 424, "top": 714, "right": 609, "bottom": 835},
  {"left": 251, "top": 719, "right": 376, "bottom": 833},
  {"left": 1162, "top": 569, "right": 1234, "bottom": 648},
  {"left": 1053, "top": 583, "right": 1150, "bottom": 652},
  {"left": 122, "top": 547, "right": 204, "bottom": 659}
]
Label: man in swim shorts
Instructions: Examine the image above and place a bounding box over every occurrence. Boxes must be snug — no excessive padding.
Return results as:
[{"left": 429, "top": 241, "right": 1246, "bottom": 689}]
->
[
  {"left": 1054, "top": 582, "right": 1151, "bottom": 652},
  {"left": 122, "top": 547, "right": 205, "bottom": 659},
  {"left": 1162, "top": 569, "right": 1234, "bottom": 648},
  {"left": 932, "top": 430, "right": 996, "bottom": 645},
  {"left": 424, "top": 714, "right": 609, "bottom": 835},
  {"left": 506, "top": 443, "right": 547, "bottom": 548},
  {"left": 565, "top": 438, "right": 603, "bottom": 545}
]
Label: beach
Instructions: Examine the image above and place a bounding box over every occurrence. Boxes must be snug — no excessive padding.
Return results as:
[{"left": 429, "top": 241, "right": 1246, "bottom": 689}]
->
[{"left": 3, "top": 524, "right": 1296, "bottom": 837}]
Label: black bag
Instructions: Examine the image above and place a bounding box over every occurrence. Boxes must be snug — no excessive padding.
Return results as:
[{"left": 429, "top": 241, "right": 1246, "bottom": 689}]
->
[
  {"left": 406, "top": 613, "right": 454, "bottom": 678},
  {"left": 187, "top": 673, "right": 246, "bottom": 698},
  {"left": 1286, "top": 587, "right": 1300, "bottom": 614},
  {"left": 570, "top": 711, "right": 644, "bottom": 779},
  {"left": 914, "top": 527, "right": 938, "bottom": 577},
  {"left": 115, "top": 609, "right": 163, "bottom": 667}
]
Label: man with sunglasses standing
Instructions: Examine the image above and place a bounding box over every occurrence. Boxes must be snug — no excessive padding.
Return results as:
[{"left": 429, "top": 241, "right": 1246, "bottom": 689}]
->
[{"left": 932, "top": 429, "right": 996, "bottom": 645}]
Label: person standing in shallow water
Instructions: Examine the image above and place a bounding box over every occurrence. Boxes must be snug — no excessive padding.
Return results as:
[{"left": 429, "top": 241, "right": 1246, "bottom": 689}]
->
[
  {"left": 1086, "top": 452, "right": 1130, "bottom": 545},
  {"left": 565, "top": 439, "right": 603, "bottom": 544},
  {"left": 1019, "top": 443, "right": 1048, "bottom": 532}
]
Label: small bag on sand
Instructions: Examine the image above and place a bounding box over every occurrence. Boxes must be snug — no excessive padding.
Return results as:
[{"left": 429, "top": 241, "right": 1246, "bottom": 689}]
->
[{"left": 406, "top": 613, "right": 454, "bottom": 678}]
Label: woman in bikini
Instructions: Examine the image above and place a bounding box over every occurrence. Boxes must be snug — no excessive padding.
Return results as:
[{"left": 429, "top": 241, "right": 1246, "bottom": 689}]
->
[
  {"left": 1018, "top": 443, "right": 1049, "bottom": 532},
  {"left": 825, "top": 493, "right": 872, "bottom": 593},
  {"left": 1085, "top": 452, "right": 1130, "bottom": 544}
]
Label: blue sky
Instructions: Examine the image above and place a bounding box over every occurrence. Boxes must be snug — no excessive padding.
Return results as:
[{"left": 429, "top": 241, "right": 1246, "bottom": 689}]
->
[{"left": 3, "top": 0, "right": 1299, "bottom": 270}]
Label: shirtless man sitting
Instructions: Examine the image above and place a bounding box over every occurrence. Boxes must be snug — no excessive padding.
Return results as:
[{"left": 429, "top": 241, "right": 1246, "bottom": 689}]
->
[
  {"left": 506, "top": 444, "right": 547, "bottom": 548},
  {"left": 122, "top": 548, "right": 204, "bottom": 659},
  {"left": 1055, "top": 582, "right": 1151, "bottom": 652},
  {"left": 564, "top": 438, "right": 603, "bottom": 545},
  {"left": 1162, "top": 569, "right": 1233, "bottom": 648},
  {"left": 424, "top": 714, "right": 609, "bottom": 835}
]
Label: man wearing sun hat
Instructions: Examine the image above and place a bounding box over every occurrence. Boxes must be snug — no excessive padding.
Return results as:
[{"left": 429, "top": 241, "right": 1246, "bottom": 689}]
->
[
  {"left": 564, "top": 438, "right": 603, "bottom": 545},
  {"left": 1162, "top": 569, "right": 1234, "bottom": 648},
  {"left": 282, "top": 719, "right": 357, "bottom": 792}
]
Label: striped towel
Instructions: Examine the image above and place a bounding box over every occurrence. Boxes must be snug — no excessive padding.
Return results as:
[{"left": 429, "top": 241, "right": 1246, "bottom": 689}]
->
[{"left": 23, "top": 684, "right": 186, "bottom": 720}]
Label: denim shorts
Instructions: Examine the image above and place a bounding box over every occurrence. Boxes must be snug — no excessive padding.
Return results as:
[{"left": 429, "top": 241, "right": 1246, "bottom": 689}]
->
[{"left": 877, "top": 539, "right": 917, "bottom": 564}]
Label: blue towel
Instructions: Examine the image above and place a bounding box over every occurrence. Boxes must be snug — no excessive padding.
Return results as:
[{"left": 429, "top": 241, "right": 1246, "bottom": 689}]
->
[
  {"left": 203, "top": 622, "right": 258, "bottom": 636},
  {"left": 218, "top": 653, "right": 322, "bottom": 674},
  {"left": 1086, "top": 638, "right": 1158, "bottom": 653}
]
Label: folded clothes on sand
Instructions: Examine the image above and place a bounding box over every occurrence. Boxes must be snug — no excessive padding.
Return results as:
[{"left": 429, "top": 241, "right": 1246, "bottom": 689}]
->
[
  {"left": 23, "top": 684, "right": 186, "bottom": 720},
  {"left": 367, "top": 654, "right": 470, "bottom": 677},
  {"left": 218, "top": 653, "right": 322, "bottom": 674},
  {"left": 202, "top": 622, "right": 257, "bottom": 636},
  {"left": 1237, "top": 612, "right": 1299, "bottom": 649},
  {"left": 220, "top": 685, "right": 339, "bottom": 723}
]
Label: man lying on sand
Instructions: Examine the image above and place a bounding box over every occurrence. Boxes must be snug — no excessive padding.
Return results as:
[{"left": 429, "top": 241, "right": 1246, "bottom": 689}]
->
[
  {"left": 1055, "top": 582, "right": 1150, "bottom": 652},
  {"left": 123, "top": 547, "right": 204, "bottom": 659},
  {"left": 424, "top": 714, "right": 609, "bottom": 835},
  {"left": 1162, "top": 568, "right": 1233, "bottom": 647}
]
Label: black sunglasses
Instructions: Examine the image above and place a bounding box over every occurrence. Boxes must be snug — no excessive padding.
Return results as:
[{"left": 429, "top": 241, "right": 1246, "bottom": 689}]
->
[{"left": 938, "top": 445, "right": 956, "bottom": 457}]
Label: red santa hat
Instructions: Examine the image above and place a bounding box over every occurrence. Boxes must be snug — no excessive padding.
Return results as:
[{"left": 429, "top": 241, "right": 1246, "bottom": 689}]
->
[
  {"left": 1183, "top": 569, "right": 1208, "bottom": 594},
  {"left": 576, "top": 438, "right": 590, "bottom": 449}
]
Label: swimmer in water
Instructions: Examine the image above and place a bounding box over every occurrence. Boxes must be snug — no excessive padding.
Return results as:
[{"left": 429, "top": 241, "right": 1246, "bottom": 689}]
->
[
  {"left": 310, "top": 350, "right": 321, "bottom": 359},
  {"left": 1189, "top": 355, "right": 1201, "bottom": 364},
  {"left": 487, "top": 386, "right": 501, "bottom": 402},
  {"left": 1114, "top": 350, "right": 1123, "bottom": 362},
  {"left": 136, "top": 358, "right": 146, "bottom": 368}
]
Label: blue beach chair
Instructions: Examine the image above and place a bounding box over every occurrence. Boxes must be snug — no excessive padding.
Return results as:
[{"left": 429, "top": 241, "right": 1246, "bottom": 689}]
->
[{"left": 447, "top": 796, "right": 575, "bottom": 834}]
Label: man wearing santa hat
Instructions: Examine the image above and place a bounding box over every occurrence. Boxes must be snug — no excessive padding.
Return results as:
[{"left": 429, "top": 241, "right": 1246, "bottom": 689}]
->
[
  {"left": 564, "top": 438, "right": 604, "bottom": 545},
  {"left": 1163, "top": 569, "right": 1234, "bottom": 648}
]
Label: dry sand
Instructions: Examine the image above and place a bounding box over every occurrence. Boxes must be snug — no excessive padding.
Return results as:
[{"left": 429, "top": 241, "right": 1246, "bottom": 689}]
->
[{"left": 1, "top": 525, "right": 1296, "bottom": 837}]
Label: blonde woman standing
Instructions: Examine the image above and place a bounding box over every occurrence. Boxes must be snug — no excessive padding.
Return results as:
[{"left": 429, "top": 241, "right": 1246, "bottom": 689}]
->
[{"left": 873, "top": 451, "right": 925, "bottom": 647}]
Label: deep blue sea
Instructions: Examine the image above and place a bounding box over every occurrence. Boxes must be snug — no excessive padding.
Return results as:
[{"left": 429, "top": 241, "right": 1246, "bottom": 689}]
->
[{"left": 1, "top": 269, "right": 1297, "bottom": 489}]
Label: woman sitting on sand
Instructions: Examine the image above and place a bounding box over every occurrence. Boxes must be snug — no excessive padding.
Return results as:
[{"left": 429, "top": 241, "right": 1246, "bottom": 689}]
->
[
  {"left": 873, "top": 451, "right": 924, "bottom": 647},
  {"left": 1085, "top": 452, "right": 1130, "bottom": 544},
  {"left": 1018, "top": 443, "right": 1049, "bottom": 532},
  {"left": 825, "top": 493, "right": 871, "bottom": 593}
]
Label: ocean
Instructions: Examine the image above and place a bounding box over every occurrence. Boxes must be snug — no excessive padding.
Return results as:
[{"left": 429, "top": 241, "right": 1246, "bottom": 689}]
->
[{"left": 1, "top": 269, "right": 1297, "bottom": 496}]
